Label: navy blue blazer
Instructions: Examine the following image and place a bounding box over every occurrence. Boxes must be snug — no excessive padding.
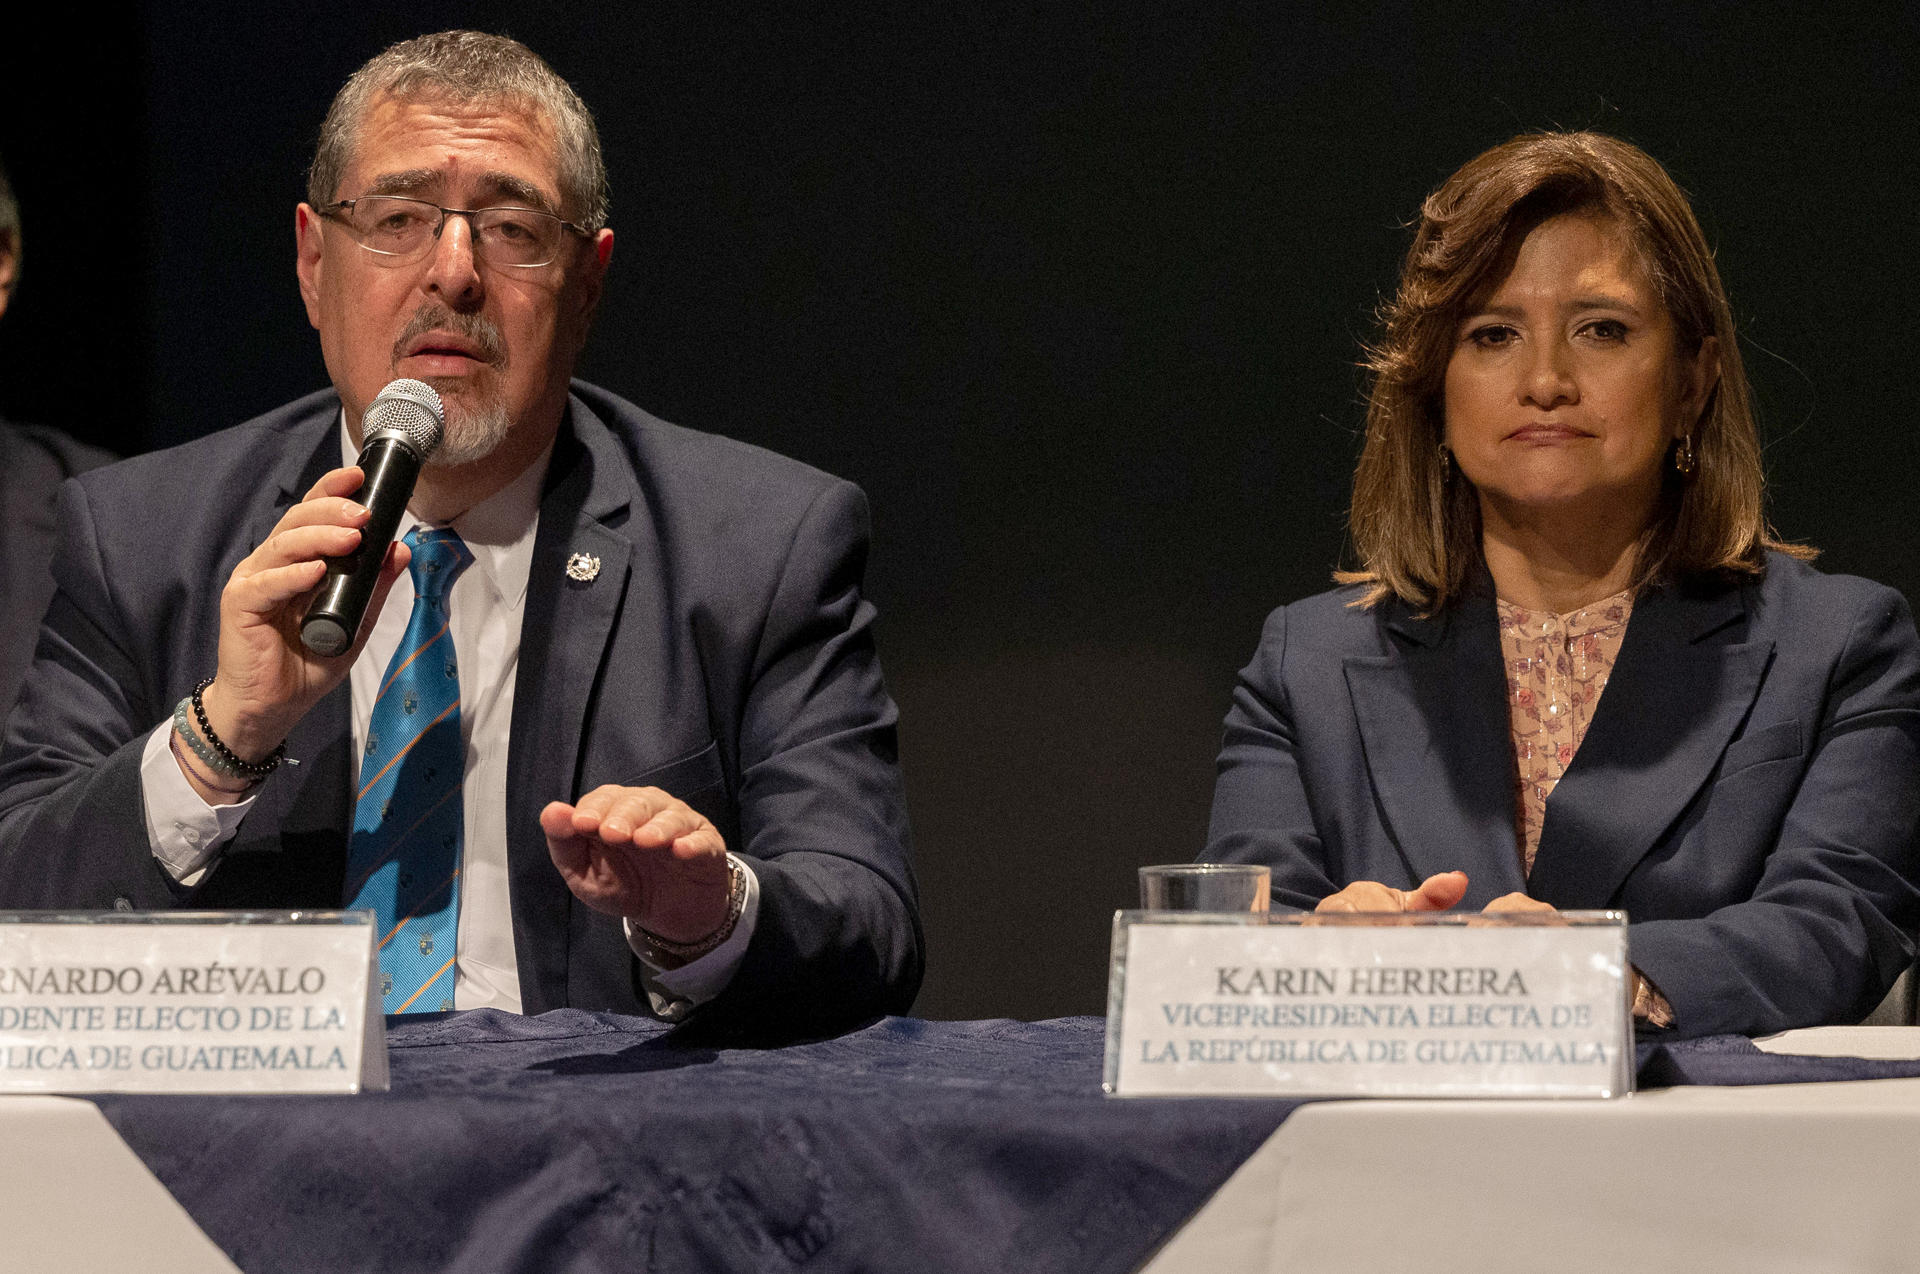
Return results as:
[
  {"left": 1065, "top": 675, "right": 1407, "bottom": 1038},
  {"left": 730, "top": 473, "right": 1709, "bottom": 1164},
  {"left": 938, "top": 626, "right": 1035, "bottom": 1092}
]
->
[
  {"left": 0, "top": 421, "right": 114, "bottom": 718},
  {"left": 0, "top": 383, "right": 922, "bottom": 1038},
  {"left": 1205, "top": 556, "right": 1920, "bottom": 1039}
]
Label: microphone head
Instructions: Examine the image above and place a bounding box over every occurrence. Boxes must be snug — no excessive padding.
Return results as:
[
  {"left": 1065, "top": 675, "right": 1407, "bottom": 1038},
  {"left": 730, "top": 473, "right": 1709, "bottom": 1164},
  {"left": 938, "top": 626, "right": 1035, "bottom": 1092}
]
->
[{"left": 361, "top": 378, "right": 445, "bottom": 459}]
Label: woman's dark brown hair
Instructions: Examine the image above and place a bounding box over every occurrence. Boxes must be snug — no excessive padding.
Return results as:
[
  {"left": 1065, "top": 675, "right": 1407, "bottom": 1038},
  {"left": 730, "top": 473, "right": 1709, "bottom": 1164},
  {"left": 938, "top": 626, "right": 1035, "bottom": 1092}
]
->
[{"left": 1341, "top": 130, "right": 1808, "bottom": 611}]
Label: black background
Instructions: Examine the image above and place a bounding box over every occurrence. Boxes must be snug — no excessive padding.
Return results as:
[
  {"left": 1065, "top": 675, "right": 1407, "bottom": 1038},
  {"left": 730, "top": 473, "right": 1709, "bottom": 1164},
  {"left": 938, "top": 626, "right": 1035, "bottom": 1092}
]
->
[{"left": 2, "top": 2, "right": 1914, "bottom": 1019}]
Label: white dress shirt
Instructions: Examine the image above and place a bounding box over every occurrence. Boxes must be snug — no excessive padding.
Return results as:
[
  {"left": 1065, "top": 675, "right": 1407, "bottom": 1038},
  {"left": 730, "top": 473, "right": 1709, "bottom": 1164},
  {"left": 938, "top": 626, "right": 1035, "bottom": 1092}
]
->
[{"left": 140, "top": 415, "right": 757, "bottom": 1017}]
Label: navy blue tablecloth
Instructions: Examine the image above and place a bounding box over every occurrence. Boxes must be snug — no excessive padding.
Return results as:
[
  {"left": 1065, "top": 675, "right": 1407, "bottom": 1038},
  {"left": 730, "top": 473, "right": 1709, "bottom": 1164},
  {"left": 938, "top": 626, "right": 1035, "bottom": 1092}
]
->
[
  {"left": 1634, "top": 1031, "right": 1920, "bottom": 1087},
  {"left": 90, "top": 1013, "right": 1920, "bottom": 1274},
  {"left": 94, "top": 1012, "right": 1294, "bottom": 1274}
]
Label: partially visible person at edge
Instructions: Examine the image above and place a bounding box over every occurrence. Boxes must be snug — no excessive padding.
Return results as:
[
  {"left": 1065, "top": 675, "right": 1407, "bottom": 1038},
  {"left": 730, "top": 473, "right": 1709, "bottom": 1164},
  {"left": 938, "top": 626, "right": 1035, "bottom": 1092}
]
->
[
  {"left": 0, "top": 32, "right": 922, "bottom": 1041},
  {"left": 1202, "top": 131, "right": 1920, "bottom": 1040},
  {"left": 0, "top": 151, "right": 115, "bottom": 717}
]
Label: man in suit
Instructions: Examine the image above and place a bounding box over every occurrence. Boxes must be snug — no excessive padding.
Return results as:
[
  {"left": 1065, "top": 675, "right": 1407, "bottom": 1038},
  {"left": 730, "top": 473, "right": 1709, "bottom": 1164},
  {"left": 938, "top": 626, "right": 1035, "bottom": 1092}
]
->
[
  {"left": 0, "top": 31, "right": 922, "bottom": 1039},
  {"left": 0, "top": 152, "right": 115, "bottom": 717}
]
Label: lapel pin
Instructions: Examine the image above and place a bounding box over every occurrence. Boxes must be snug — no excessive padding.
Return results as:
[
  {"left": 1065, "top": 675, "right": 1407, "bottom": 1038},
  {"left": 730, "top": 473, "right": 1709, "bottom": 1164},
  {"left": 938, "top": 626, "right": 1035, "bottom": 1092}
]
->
[{"left": 565, "top": 552, "right": 602, "bottom": 583}]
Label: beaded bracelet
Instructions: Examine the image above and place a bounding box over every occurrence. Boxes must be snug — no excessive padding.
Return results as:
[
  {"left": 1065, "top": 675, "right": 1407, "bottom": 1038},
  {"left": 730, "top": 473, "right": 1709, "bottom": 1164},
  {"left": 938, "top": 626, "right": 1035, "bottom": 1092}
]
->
[
  {"left": 167, "top": 725, "right": 258, "bottom": 796},
  {"left": 182, "top": 677, "right": 287, "bottom": 781},
  {"left": 636, "top": 859, "right": 747, "bottom": 960},
  {"left": 172, "top": 696, "right": 242, "bottom": 782}
]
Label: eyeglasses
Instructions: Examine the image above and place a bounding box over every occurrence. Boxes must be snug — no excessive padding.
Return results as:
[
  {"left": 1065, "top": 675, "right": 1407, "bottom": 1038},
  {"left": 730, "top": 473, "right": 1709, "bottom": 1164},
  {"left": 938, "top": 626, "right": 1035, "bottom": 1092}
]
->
[{"left": 320, "top": 196, "right": 591, "bottom": 269}]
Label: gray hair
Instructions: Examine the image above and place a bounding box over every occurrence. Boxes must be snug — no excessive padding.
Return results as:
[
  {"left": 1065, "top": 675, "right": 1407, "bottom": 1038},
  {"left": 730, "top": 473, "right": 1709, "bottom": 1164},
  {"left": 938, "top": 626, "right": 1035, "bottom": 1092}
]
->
[{"left": 308, "top": 31, "right": 609, "bottom": 231}]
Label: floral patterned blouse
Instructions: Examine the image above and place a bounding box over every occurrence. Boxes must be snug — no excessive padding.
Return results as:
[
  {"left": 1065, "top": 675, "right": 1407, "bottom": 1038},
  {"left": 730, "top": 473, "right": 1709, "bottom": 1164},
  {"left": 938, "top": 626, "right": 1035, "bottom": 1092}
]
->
[
  {"left": 1496, "top": 587, "right": 1671, "bottom": 1024},
  {"left": 1496, "top": 588, "right": 1635, "bottom": 875}
]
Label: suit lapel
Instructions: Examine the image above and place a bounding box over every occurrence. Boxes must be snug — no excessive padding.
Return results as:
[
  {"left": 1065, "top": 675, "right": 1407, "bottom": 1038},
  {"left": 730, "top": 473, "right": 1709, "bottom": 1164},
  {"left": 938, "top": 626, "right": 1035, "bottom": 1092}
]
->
[
  {"left": 504, "top": 396, "right": 641, "bottom": 1013},
  {"left": 275, "top": 416, "right": 356, "bottom": 895},
  {"left": 1344, "top": 588, "right": 1529, "bottom": 902},
  {"left": 204, "top": 408, "right": 355, "bottom": 905},
  {"left": 1527, "top": 582, "right": 1770, "bottom": 907},
  {"left": 249, "top": 417, "right": 343, "bottom": 573}
]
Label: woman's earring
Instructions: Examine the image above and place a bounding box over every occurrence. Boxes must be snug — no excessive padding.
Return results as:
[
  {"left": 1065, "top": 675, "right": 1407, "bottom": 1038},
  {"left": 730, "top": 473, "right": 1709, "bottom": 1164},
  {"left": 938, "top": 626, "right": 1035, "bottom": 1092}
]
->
[
  {"left": 1673, "top": 435, "right": 1696, "bottom": 478},
  {"left": 1438, "top": 445, "right": 1453, "bottom": 481}
]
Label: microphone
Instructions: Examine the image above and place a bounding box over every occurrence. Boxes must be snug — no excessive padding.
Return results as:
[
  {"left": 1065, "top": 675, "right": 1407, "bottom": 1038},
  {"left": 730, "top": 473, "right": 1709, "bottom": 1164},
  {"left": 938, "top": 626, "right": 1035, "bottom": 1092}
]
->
[{"left": 299, "top": 378, "right": 445, "bottom": 657}]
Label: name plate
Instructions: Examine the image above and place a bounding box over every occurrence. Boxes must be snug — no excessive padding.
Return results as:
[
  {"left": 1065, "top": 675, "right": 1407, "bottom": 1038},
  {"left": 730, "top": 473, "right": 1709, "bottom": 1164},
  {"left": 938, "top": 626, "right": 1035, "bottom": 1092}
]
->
[
  {"left": 1104, "top": 911, "right": 1632, "bottom": 1098},
  {"left": 0, "top": 911, "right": 388, "bottom": 1094}
]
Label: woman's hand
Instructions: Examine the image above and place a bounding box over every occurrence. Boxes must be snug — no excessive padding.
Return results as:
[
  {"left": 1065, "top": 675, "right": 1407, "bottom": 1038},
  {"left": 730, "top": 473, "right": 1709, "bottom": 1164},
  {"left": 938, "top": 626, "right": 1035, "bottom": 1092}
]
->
[
  {"left": 1481, "top": 892, "right": 1559, "bottom": 916},
  {"left": 1314, "top": 870, "right": 1469, "bottom": 914},
  {"left": 1472, "top": 891, "right": 1563, "bottom": 928}
]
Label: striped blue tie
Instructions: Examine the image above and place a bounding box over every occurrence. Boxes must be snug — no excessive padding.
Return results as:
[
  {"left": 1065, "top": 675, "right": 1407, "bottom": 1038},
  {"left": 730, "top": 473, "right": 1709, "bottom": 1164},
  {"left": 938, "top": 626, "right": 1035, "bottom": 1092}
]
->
[{"left": 345, "top": 527, "right": 471, "bottom": 1015}]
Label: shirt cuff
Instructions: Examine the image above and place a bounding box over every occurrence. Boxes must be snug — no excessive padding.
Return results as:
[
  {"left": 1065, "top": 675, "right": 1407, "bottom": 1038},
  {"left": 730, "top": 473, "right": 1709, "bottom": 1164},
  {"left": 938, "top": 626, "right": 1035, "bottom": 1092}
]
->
[
  {"left": 624, "top": 854, "right": 761, "bottom": 1021},
  {"left": 140, "top": 722, "right": 255, "bottom": 885}
]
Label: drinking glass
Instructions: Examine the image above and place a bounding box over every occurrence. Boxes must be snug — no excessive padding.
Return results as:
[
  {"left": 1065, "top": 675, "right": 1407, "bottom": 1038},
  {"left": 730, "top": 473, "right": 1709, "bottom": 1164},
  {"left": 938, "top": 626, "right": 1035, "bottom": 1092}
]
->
[{"left": 1137, "top": 863, "right": 1271, "bottom": 912}]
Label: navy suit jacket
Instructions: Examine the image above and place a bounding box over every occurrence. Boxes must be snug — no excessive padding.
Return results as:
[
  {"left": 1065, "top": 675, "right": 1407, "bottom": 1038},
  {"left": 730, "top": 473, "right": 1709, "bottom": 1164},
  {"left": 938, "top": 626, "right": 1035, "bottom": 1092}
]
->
[
  {"left": 0, "top": 383, "right": 922, "bottom": 1039},
  {"left": 0, "top": 421, "right": 115, "bottom": 718},
  {"left": 1205, "top": 556, "right": 1920, "bottom": 1039}
]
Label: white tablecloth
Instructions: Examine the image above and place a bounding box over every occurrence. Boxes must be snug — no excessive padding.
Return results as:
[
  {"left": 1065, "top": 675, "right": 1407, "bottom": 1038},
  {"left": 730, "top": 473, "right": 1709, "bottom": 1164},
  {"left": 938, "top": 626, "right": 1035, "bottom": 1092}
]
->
[
  {"left": 0, "top": 1095, "right": 237, "bottom": 1272},
  {"left": 1144, "top": 1027, "right": 1920, "bottom": 1274}
]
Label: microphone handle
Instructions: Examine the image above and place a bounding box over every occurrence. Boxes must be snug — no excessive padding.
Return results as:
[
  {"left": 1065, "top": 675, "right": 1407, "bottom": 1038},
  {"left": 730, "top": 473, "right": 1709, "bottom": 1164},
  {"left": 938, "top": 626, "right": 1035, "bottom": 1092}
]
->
[{"left": 298, "top": 438, "right": 424, "bottom": 657}]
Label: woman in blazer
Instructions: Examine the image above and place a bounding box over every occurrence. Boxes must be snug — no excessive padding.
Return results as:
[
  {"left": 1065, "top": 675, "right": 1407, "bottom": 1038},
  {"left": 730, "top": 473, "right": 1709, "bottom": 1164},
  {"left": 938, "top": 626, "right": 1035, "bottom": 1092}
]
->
[{"left": 1204, "top": 132, "right": 1920, "bottom": 1039}]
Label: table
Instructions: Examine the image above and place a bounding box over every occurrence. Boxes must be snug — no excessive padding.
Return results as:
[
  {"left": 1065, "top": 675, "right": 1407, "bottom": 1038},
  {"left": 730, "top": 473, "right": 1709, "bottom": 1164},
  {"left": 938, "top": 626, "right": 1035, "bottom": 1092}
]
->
[
  {"left": 0, "top": 1094, "right": 238, "bottom": 1272},
  {"left": 7, "top": 1015, "right": 1920, "bottom": 1273},
  {"left": 1146, "top": 1027, "right": 1920, "bottom": 1274},
  {"left": 91, "top": 1012, "right": 1295, "bottom": 1274}
]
